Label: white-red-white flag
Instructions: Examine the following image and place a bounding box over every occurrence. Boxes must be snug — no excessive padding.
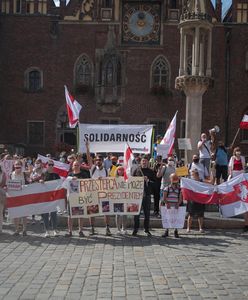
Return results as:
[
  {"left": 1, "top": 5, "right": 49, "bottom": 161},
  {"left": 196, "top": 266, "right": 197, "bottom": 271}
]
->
[
  {"left": 6, "top": 179, "right": 66, "bottom": 218},
  {"left": 218, "top": 174, "right": 248, "bottom": 217},
  {"left": 123, "top": 144, "right": 134, "bottom": 181},
  {"left": 240, "top": 114, "right": 248, "bottom": 129},
  {"left": 38, "top": 154, "right": 70, "bottom": 178},
  {"left": 157, "top": 111, "right": 177, "bottom": 157},
  {"left": 181, "top": 177, "right": 219, "bottom": 205},
  {"left": 64, "top": 85, "right": 82, "bottom": 128}
]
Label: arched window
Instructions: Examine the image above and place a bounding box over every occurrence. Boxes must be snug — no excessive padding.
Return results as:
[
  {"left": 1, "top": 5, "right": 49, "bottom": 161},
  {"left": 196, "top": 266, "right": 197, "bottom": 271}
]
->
[
  {"left": 75, "top": 55, "right": 92, "bottom": 87},
  {"left": 24, "top": 68, "right": 43, "bottom": 92},
  {"left": 151, "top": 56, "right": 170, "bottom": 88}
]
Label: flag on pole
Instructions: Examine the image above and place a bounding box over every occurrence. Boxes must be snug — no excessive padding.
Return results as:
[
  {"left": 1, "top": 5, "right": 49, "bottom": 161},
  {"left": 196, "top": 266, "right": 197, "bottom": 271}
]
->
[
  {"left": 123, "top": 144, "right": 134, "bottom": 181},
  {"left": 38, "top": 154, "right": 70, "bottom": 178},
  {"left": 157, "top": 111, "right": 177, "bottom": 158},
  {"left": 64, "top": 85, "right": 82, "bottom": 128},
  {"left": 240, "top": 114, "right": 248, "bottom": 129},
  {"left": 6, "top": 179, "right": 66, "bottom": 219}
]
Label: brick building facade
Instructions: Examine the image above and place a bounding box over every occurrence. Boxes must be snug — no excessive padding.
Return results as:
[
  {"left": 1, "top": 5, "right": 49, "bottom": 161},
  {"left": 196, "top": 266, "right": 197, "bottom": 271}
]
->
[{"left": 0, "top": 0, "right": 247, "bottom": 157}]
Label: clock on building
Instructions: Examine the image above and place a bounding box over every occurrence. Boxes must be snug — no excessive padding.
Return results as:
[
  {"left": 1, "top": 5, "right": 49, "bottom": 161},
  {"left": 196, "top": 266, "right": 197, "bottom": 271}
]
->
[{"left": 122, "top": 1, "right": 161, "bottom": 45}]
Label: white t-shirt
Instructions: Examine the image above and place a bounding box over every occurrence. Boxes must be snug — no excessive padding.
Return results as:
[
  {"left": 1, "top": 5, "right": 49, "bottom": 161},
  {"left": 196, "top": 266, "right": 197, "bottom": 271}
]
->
[
  {"left": 198, "top": 140, "right": 211, "bottom": 159},
  {"left": 189, "top": 162, "right": 209, "bottom": 181},
  {"left": 90, "top": 165, "right": 108, "bottom": 179}
]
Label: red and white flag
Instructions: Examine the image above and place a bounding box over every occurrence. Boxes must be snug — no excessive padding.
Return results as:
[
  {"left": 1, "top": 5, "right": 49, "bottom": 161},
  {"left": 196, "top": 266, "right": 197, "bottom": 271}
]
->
[
  {"left": 123, "top": 144, "right": 134, "bottom": 181},
  {"left": 157, "top": 111, "right": 177, "bottom": 158},
  {"left": 64, "top": 85, "right": 82, "bottom": 128},
  {"left": 181, "top": 177, "right": 219, "bottom": 205},
  {"left": 240, "top": 114, "right": 248, "bottom": 129},
  {"left": 6, "top": 179, "right": 66, "bottom": 218},
  {"left": 218, "top": 174, "right": 248, "bottom": 217},
  {"left": 38, "top": 154, "right": 70, "bottom": 178}
]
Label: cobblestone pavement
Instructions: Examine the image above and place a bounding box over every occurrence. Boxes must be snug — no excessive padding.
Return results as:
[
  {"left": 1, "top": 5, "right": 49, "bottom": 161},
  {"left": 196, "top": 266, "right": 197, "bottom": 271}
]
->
[{"left": 0, "top": 225, "right": 248, "bottom": 300}]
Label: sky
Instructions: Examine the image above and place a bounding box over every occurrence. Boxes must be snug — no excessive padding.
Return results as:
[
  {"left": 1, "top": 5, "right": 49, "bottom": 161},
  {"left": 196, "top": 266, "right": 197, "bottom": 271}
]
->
[{"left": 54, "top": 1, "right": 233, "bottom": 16}]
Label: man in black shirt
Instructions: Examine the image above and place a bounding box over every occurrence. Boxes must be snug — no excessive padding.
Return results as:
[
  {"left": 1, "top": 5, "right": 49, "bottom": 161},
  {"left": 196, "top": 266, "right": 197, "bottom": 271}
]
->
[{"left": 132, "top": 156, "right": 156, "bottom": 236}]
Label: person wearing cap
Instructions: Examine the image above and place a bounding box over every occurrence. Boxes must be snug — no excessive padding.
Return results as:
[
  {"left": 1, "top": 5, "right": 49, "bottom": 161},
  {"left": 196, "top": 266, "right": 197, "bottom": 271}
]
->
[
  {"left": 161, "top": 173, "right": 182, "bottom": 238},
  {"left": 40, "top": 160, "right": 61, "bottom": 238}
]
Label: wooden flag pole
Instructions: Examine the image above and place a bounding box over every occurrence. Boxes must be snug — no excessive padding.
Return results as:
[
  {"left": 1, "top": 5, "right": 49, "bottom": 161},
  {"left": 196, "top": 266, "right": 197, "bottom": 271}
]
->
[{"left": 230, "top": 127, "right": 240, "bottom": 149}]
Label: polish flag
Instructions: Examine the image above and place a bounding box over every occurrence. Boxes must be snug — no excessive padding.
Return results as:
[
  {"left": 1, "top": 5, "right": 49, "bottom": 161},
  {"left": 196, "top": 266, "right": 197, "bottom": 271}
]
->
[
  {"left": 181, "top": 177, "right": 219, "bottom": 205},
  {"left": 64, "top": 85, "right": 82, "bottom": 128},
  {"left": 6, "top": 179, "right": 66, "bottom": 218},
  {"left": 38, "top": 154, "right": 70, "bottom": 178},
  {"left": 240, "top": 114, "right": 248, "bottom": 129},
  {"left": 157, "top": 111, "right": 177, "bottom": 158},
  {"left": 218, "top": 173, "right": 248, "bottom": 217},
  {"left": 123, "top": 144, "right": 134, "bottom": 181}
]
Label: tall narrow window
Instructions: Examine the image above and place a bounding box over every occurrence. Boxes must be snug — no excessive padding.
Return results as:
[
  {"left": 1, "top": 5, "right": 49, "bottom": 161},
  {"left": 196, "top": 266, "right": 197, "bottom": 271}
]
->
[
  {"left": 26, "top": 0, "right": 34, "bottom": 14},
  {"left": 14, "top": 0, "right": 21, "bottom": 13},
  {"left": 27, "top": 121, "right": 45, "bottom": 145},
  {"left": 29, "top": 70, "right": 41, "bottom": 91},
  {"left": 1, "top": 0, "right": 10, "bottom": 13},
  {"left": 75, "top": 55, "right": 92, "bottom": 88},
  {"left": 237, "top": 3, "right": 248, "bottom": 23},
  {"left": 117, "top": 61, "right": 122, "bottom": 86},
  {"left": 151, "top": 56, "right": 170, "bottom": 88},
  {"left": 105, "top": 60, "right": 114, "bottom": 86},
  {"left": 102, "top": 0, "right": 112, "bottom": 8}
]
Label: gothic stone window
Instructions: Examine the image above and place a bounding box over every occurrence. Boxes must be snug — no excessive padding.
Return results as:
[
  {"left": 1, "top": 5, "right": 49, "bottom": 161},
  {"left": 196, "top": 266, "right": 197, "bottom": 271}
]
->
[
  {"left": 27, "top": 121, "right": 45, "bottom": 145},
  {"left": 151, "top": 56, "right": 170, "bottom": 88},
  {"left": 74, "top": 54, "right": 93, "bottom": 92},
  {"left": 25, "top": 68, "right": 43, "bottom": 92},
  {"left": 99, "top": 57, "right": 122, "bottom": 87}
]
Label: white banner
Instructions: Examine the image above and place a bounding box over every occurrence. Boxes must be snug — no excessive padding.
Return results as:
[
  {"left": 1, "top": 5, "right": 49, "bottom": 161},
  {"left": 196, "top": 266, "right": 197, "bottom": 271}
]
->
[
  {"left": 64, "top": 176, "right": 144, "bottom": 218},
  {"left": 78, "top": 124, "right": 153, "bottom": 154},
  {"left": 161, "top": 206, "right": 186, "bottom": 229}
]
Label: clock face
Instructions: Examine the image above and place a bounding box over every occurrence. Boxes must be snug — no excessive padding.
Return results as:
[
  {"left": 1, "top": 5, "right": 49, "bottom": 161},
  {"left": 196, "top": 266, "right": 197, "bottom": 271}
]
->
[{"left": 122, "top": 2, "right": 161, "bottom": 45}]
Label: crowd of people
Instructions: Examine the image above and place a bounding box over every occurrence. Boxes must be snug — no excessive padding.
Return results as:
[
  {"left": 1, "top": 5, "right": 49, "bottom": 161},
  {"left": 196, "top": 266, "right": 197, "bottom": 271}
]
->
[{"left": 0, "top": 130, "right": 248, "bottom": 239}]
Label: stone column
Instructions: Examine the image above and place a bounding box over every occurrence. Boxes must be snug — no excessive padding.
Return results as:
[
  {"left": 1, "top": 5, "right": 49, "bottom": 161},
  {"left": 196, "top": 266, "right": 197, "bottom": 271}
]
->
[
  {"left": 206, "top": 29, "right": 212, "bottom": 76},
  {"left": 175, "top": 76, "right": 213, "bottom": 163},
  {"left": 199, "top": 33, "right": 205, "bottom": 76},
  {"left": 194, "top": 26, "right": 200, "bottom": 75},
  {"left": 183, "top": 33, "right": 188, "bottom": 74},
  {"left": 179, "top": 28, "right": 185, "bottom": 76}
]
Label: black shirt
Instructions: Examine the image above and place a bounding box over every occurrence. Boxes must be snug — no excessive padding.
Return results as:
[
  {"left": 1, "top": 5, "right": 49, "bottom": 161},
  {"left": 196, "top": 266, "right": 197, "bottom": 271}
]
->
[
  {"left": 68, "top": 169, "right": 90, "bottom": 179},
  {"left": 132, "top": 167, "right": 156, "bottom": 196},
  {"left": 44, "top": 171, "right": 60, "bottom": 182}
]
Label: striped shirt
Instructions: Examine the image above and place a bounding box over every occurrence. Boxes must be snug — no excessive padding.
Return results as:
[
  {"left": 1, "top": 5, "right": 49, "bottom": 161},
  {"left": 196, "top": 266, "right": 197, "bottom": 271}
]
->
[{"left": 164, "top": 185, "right": 180, "bottom": 204}]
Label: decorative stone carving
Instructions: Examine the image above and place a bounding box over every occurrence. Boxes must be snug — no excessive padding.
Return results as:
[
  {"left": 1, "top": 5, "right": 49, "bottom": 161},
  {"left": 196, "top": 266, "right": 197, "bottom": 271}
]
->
[
  {"left": 81, "top": 0, "right": 94, "bottom": 21},
  {"left": 175, "top": 75, "right": 213, "bottom": 93}
]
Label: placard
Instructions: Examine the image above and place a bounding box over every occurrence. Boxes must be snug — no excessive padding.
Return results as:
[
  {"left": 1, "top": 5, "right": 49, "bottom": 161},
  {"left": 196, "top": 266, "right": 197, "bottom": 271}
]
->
[
  {"left": 177, "top": 138, "right": 192, "bottom": 150},
  {"left": 67, "top": 177, "right": 144, "bottom": 218},
  {"left": 7, "top": 179, "right": 22, "bottom": 191},
  {"left": 161, "top": 206, "right": 186, "bottom": 229},
  {"left": 175, "top": 166, "right": 189, "bottom": 177}
]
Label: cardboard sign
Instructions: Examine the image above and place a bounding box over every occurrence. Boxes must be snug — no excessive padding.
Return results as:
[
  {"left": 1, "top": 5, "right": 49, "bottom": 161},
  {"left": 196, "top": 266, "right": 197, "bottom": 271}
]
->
[
  {"left": 175, "top": 166, "right": 189, "bottom": 177},
  {"left": 177, "top": 138, "right": 192, "bottom": 150},
  {"left": 161, "top": 206, "right": 186, "bottom": 229},
  {"left": 67, "top": 176, "right": 144, "bottom": 218}
]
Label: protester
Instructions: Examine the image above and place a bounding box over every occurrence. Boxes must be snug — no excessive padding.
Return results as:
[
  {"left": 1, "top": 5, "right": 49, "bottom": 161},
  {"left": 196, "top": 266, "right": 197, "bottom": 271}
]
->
[
  {"left": 157, "top": 156, "right": 176, "bottom": 200},
  {"left": 189, "top": 154, "right": 209, "bottom": 181},
  {"left": 215, "top": 141, "right": 228, "bottom": 184},
  {"left": 89, "top": 155, "right": 111, "bottom": 236},
  {"left": 108, "top": 156, "right": 118, "bottom": 177},
  {"left": 41, "top": 160, "right": 61, "bottom": 238},
  {"left": 67, "top": 154, "right": 76, "bottom": 172},
  {"left": 132, "top": 156, "right": 156, "bottom": 236},
  {"left": 161, "top": 173, "right": 182, "bottom": 238},
  {"left": 186, "top": 169, "right": 206, "bottom": 233},
  {"left": 103, "top": 153, "right": 112, "bottom": 170},
  {"left": 10, "top": 160, "right": 29, "bottom": 236},
  {"left": 114, "top": 166, "right": 127, "bottom": 234},
  {"left": 29, "top": 158, "right": 45, "bottom": 224},
  {"left": 197, "top": 132, "right": 215, "bottom": 171},
  {"left": 228, "top": 147, "right": 245, "bottom": 179},
  {"left": 0, "top": 166, "right": 6, "bottom": 234},
  {"left": 65, "top": 160, "right": 90, "bottom": 237},
  {"left": 151, "top": 156, "right": 162, "bottom": 217}
]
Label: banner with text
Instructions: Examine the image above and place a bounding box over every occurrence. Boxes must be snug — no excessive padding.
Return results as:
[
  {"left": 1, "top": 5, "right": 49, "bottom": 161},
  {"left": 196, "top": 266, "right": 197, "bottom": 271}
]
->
[
  {"left": 66, "top": 177, "right": 144, "bottom": 218},
  {"left": 78, "top": 124, "right": 153, "bottom": 154}
]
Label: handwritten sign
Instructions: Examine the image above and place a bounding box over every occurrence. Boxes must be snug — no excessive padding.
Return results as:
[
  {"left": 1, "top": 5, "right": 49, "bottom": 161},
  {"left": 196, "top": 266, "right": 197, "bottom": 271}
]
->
[
  {"left": 68, "top": 177, "right": 144, "bottom": 218},
  {"left": 7, "top": 180, "right": 22, "bottom": 191},
  {"left": 161, "top": 206, "right": 186, "bottom": 229},
  {"left": 177, "top": 138, "right": 192, "bottom": 150},
  {"left": 0, "top": 160, "right": 14, "bottom": 178}
]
